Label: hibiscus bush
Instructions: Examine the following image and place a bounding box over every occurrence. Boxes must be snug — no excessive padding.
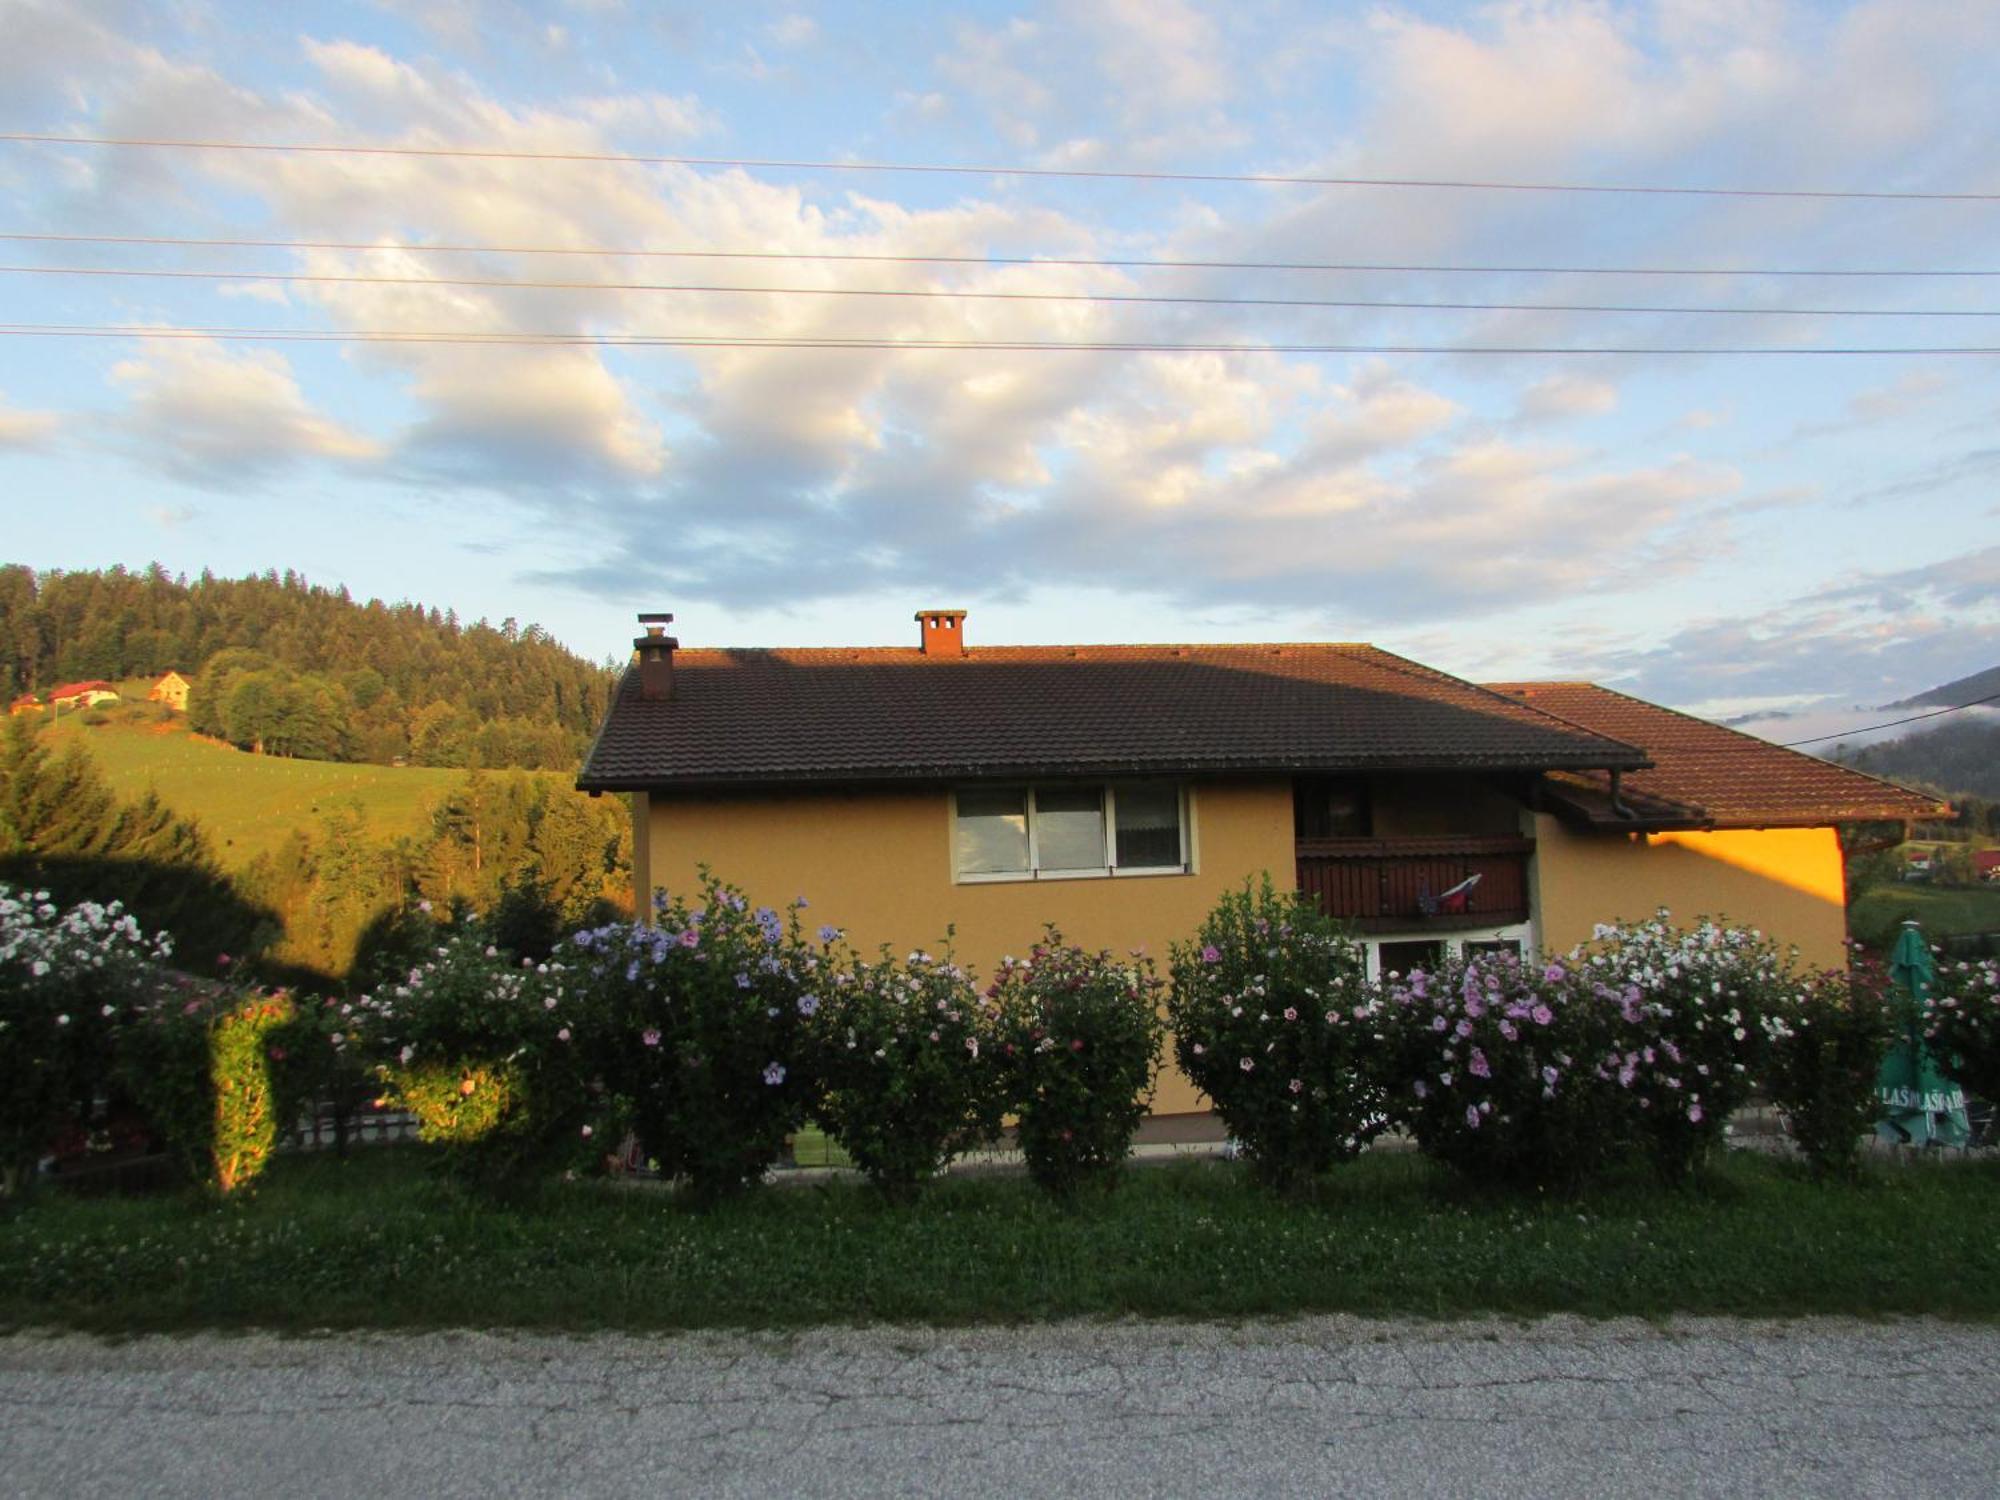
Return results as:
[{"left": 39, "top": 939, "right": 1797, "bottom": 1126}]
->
[
  {"left": 573, "top": 876, "right": 823, "bottom": 1202},
  {"left": 372, "top": 924, "right": 590, "bottom": 1187},
  {"left": 991, "top": 931, "right": 1164, "bottom": 1199},
  {"left": 1924, "top": 954, "right": 2000, "bottom": 1110},
  {"left": 1379, "top": 950, "right": 1621, "bottom": 1193},
  {"left": 1578, "top": 914, "right": 1795, "bottom": 1183},
  {"left": 0, "top": 885, "right": 175, "bottom": 1194},
  {"left": 1762, "top": 968, "right": 1896, "bottom": 1179},
  {"left": 815, "top": 941, "right": 1007, "bottom": 1199},
  {"left": 117, "top": 978, "right": 303, "bottom": 1196},
  {"left": 1168, "top": 879, "right": 1385, "bottom": 1194}
]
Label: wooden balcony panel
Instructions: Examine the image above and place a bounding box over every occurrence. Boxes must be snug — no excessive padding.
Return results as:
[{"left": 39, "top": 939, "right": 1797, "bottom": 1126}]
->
[{"left": 1295, "top": 836, "right": 1533, "bottom": 932}]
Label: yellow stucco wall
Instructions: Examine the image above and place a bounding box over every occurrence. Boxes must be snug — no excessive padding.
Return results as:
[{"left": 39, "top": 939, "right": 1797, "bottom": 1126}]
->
[
  {"left": 639, "top": 780, "right": 1296, "bottom": 1115},
  {"left": 632, "top": 786, "right": 1856, "bottom": 1119},
  {"left": 1530, "top": 813, "right": 1850, "bottom": 969}
]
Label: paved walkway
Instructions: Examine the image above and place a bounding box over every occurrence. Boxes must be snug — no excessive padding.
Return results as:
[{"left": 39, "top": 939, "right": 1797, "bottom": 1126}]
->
[{"left": 3, "top": 1318, "right": 1995, "bottom": 1498}]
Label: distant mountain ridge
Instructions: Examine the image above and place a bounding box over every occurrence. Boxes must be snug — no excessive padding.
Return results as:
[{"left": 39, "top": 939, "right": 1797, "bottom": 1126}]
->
[
  {"left": 1895, "top": 663, "right": 2000, "bottom": 710},
  {"left": 1837, "top": 654, "right": 2000, "bottom": 802}
]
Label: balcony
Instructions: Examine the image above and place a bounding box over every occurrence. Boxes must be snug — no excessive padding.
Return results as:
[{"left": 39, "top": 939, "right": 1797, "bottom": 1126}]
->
[{"left": 1294, "top": 834, "right": 1533, "bottom": 933}]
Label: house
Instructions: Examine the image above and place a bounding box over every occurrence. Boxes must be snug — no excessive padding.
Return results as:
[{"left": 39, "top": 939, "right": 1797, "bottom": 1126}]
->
[
  {"left": 578, "top": 610, "right": 1947, "bottom": 1121},
  {"left": 45, "top": 680, "right": 119, "bottom": 710},
  {"left": 1904, "top": 849, "right": 1937, "bottom": 881},
  {"left": 1976, "top": 850, "right": 2000, "bottom": 885},
  {"left": 7, "top": 694, "right": 42, "bottom": 716},
  {"left": 148, "top": 670, "right": 192, "bottom": 713}
]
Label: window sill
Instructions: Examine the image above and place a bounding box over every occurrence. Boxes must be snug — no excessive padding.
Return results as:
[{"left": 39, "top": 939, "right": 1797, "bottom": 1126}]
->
[{"left": 955, "top": 866, "right": 1192, "bottom": 885}]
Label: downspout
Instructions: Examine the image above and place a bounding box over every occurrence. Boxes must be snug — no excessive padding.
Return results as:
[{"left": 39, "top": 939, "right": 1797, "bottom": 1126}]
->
[{"left": 1609, "top": 768, "right": 1638, "bottom": 821}]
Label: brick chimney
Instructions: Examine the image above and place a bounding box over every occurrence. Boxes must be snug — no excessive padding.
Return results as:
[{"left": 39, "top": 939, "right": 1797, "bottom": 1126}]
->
[
  {"left": 635, "top": 612, "right": 678, "bottom": 700},
  {"left": 915, "top": 609, "right": 967, "bottom": 657}
]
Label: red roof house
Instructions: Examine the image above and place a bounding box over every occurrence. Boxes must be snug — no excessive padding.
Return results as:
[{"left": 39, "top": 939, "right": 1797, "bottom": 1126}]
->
[
  {"left": 580, "top": 610, "right": 1945, "bottom": 1109},
  {"left": 46, "top": 680, "right": 119, "bottom": 709}
]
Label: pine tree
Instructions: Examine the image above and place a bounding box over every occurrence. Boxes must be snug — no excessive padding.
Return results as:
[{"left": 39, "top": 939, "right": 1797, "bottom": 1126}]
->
[{"left": 0, "top": 717, "right": 263, "bottom": 970}]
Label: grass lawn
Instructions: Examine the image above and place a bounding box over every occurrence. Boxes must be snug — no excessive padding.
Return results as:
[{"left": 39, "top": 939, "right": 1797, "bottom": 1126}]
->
[
  {"left": 40, "top": 713, "right": 538, "bottom": 869},
  {"left": 5, "top": 1147, "right": 1999, "bottom": 1333},
  {"left": 1850, "top": 883, "right": 2000, "bottom": 949}
]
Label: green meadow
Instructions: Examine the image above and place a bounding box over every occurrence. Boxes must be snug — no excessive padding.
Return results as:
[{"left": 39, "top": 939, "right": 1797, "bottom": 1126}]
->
[
  {"left": 1850, "top": 882, "right": 2000, "bottom": 948},
  {"left": 43, "top": 709, "right": 492, "bottom": 868}
]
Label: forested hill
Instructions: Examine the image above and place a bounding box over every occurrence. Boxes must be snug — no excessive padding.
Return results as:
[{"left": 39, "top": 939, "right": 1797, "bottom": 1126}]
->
[
  {"left": 0, "top": 565, "right": 613, "bottom": 771},
  {"left": 1839, "top": 717, "right": 2000, "bottom": 802},
  {"left": 1895, "top": 663, "right": 2000, "bottom": 709}
]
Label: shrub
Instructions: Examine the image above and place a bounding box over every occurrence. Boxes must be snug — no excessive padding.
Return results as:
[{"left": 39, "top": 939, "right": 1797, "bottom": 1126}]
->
[
  {"left": 1379, "top": 950, "right": 1621, "bottom": 1193},
  {"left": 373, "top": 924, "right": 588, "bottom": 1185},
  {"left": 1168, "top": 879, "right": 1384, "bottom": 1193},
  {"left": 0, "top": 886, "right": 174, "bottom": 1194},
  {"left": 815, "top": 942, "right": 1007, "bottom": 1199},
  {"left": 1924, "top": 954, "right": 2000, "bottom": 1109},
  {"left": 267, "top": 993, "right": 382, "bottom": 1153},
  {"left": 207, "top": 993, "right": 296, "bottom": 1194},
  {"left": 1578, "top": 913, "right": 1795, "bottom": 1183},
  {"left": 991, "top": 931, "right": 1163, "bottom": 1198},
  {"left": 117, "top": 979, "right": 298, "bottom": 1194},
  {"left": 573, "top": 876, "right": 822, "bottom": 1202},
  {"left": 1762, "top": 969, "right": 1896, "bottom": 1179}
]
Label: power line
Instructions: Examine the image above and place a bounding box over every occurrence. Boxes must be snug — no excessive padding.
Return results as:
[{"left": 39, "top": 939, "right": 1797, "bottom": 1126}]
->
[
  {"left": 6, "top": 261, "right": 1996, "bottom": 319},
  {"left": 6, "top": 322, "right": 1999, "bottom": 355},
  {"left": 6, "top": 232, "right": 1995, "bottom": 279},
  {"left": 1781, "top": 692, "right": 2000, "bottom": 747},
  {"left": 5, "top": 132, "right": 1999, "bottom": 203}
]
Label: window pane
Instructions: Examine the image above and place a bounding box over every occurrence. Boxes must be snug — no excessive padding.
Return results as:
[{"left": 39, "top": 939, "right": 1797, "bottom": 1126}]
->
[
  {"left": 1115, "top": 782, "right": 1183, "bottom": 868},
  {"left": 1293, "top": 776, "right": 1371, "bottom": 839},
  {"left": 1035, "top": 785, "right": 1106, "bottom": 870},
  {"left": 1377, "top": 940, "right": 1444, "bottom": 978},
  {"left": 1464, "top": 940, "right": 1522, "bottom": 961},
  {"left": 956, "top": 787, "right": 1029, "bottom": 874}
]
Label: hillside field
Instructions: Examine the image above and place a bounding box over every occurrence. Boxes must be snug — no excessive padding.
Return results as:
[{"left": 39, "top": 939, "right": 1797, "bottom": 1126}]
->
[
  {"left": 1849, "top": 883, "right": 2000, "bottom": 949},
  {"left": 41, "top": 708, "right": 579, "bottom": 869}
]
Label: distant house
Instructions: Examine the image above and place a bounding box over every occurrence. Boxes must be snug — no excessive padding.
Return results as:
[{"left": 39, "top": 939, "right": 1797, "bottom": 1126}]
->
[
  {"left": 1904, "top": 849, "right": 1937, "bottom": 881},
  {"left": 1976, "top": 850, "right": 2000, "bottom": 885},
  {"left": 580, "top": 608, "right": 1947, "bottom": 1122},
  {"left": 46, "top": 680, "right": 119, "bottom": 710},
  {"left": 7, "top": 693, "right": 42, "bottom": 716},
  {"left": 148, "top": 670, "right": 192, "bottom": 713}
]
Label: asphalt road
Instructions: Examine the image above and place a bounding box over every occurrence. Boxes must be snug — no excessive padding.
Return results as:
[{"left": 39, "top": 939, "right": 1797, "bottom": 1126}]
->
[{"left": 3, "top": 1317, "right": 1994, "bottom": 1498}]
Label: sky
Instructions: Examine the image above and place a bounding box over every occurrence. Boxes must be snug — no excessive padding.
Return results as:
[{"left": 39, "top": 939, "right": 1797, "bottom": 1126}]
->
[{"left": 1, "top": 0, "right": 1997, "bottom": 741}]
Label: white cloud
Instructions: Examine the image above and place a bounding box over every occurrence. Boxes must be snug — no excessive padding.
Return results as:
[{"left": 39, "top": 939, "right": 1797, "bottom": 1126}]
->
[
  {"left": 1081, "top": 0, "right": 1230, "bottom": 117},
  {"left": 109, "top": 339, "right": 381, "bottom": 483},
  {"left": 1844, "top": 369, "right": 1950, "bottom": 425},
  {"left": 935, "top": 18, "right": 1053, "bottom": 148},
  {"left": 767, "top": 14, "right": 818, "bottom": 48},
  {"left": 397, "top": 345, "right": 667, "bottom": 482},
  {"left": 147, "top": 503, "right": 198, "bottom": 529},
  {"left": 13, "top": 0, "right": 2000, "bottom": 672},
  {"left": 0, "top": 394, "right": 59, "bottom": 449},
  {"left": 217, "top": 281, "right": 293, "bottom": 306},
  {"left": 1515, "top": 376, "right": 1618, "bottom": 424},
  {"left": 1586, "top": 545, "right": 2000, "bottom": 711}
]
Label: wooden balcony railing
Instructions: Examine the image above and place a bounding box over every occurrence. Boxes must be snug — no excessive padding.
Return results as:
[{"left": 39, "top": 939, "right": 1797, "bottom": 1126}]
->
[{"left": 1295, "top": 835, "right": 1533, "bottom": 933}]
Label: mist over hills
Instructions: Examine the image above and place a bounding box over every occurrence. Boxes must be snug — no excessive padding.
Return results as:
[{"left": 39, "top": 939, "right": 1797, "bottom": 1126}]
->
[{"left": 1896, "top": 663, "right": 2000, "bottom": 711}]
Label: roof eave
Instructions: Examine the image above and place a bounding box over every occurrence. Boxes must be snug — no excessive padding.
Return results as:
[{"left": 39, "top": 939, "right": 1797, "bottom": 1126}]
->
[{"left": 578, "top": 748, "right": 1651, "bottom": 794}]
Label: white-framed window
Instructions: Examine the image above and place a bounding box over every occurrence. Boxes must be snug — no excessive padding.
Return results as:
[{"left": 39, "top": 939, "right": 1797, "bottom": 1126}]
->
[
  {"left": 1363, "top": 924, "right": 1531, "bottom": 980},
  {"left": 953, "top": 781, "right": 1190, "bottom": 882}
]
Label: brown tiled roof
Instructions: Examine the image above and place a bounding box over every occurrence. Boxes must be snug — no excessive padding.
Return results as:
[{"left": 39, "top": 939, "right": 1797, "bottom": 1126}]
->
[
  {"left": 1487, "top": 682, "right": 1949, "bottom": 829},
  {"left": 578, "top": 644, "right": 1649, "bottom": 791}
]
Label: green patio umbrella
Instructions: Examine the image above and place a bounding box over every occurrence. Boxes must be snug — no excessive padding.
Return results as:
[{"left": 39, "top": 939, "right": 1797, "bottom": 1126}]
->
[{"left": 1875, "top": 921, "right": 1970, "bottom": 1147}]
